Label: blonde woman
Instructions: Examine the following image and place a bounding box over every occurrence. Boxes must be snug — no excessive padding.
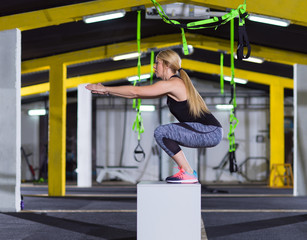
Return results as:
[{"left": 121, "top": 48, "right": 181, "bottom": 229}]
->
[{"left": 86, "top": 49, "right": 222, "bottom": 183}]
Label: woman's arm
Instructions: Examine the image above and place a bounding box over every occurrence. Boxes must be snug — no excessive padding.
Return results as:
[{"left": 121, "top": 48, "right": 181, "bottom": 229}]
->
[{"left": 86, "top": 80, "right": 175, "bottom": 99}]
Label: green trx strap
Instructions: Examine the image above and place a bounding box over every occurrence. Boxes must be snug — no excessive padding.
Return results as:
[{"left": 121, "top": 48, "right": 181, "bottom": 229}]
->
[
  {"left": 132, "top": 10, "right": 145, "bottom": 141},
  {"left": 133, "top": 10, "right": 142, "bottom": 109},
  {"left": 227, "top": 18, "right": 238, "bottom": 173},
  {"left": 137, "top": 10, "right": 141, "bottom": 83},
  {"left": 181, "top": 28, "right": 189, "bottom": 55},
  {"left": 220, "top": 52, "right": 224, "bottom": 95},
  {"left": 230, "top": 18, "right": 235, "bottom": 87},
  {"left": 150, "top": 50, "right": 154, "bottom": 85}
]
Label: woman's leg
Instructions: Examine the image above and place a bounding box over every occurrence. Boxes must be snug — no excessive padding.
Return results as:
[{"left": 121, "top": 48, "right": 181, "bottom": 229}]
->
[
  {"left": 171, "top": 150, "right": 193, "bottom": 174},
  {"left": 154, "top": 122, "right": 223, "bottom": 173}
]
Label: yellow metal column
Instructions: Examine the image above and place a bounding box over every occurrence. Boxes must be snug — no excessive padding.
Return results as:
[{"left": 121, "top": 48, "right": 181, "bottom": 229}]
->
[
  {"left": 48, "top": 62, "right": 67, "bottom": 196},
  {"left": 269, "top": 82, "right": 285, "bottom": 187}
]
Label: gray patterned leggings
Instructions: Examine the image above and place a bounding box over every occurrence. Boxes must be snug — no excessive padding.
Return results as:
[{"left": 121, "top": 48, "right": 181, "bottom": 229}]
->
[{"left": 154, "top": 122, "right": 223, "bottom": 157}]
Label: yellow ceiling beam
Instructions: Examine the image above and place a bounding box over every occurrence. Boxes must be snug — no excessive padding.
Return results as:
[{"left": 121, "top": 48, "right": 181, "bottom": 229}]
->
[
  {"left": 182, "top": 59, "right": 293, "bottom": 89},
  {"left": 187, "top": 0, "right": 307, "bottom": 27},
  {"left": 0, "top": 0, "right": 177, "bottom": 31},
  {"left": 66, "top": 65, "right": 152, "bottom": 89},
  {"left": 187, "top": 33, "right": 307, "bottom": 66},
  {"left": 21, "top": 82, "right": 50, "bottom": 96},
  {"left": 22, "top": 64, "right": 49, "bottom": 74},
  {"left": 21, "top": 33, "right": 181, "bottom": 74},
  {"left": 65, "top": 59, "right": 294, "bottom": 90},
  {"left": 68, "top": 60, "right": 293, "bottom": 89}
]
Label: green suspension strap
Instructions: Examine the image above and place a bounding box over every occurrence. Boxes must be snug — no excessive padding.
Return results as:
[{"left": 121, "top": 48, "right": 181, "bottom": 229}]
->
[
  {"left": 150, "top": 50, "right": 155, "bottom": 85},
  {"left": 150, "top": 0, "right": 249, "bottom": 56},
  {"left": 220, "top": 52, "right": 224, "bottom": 95},
  {"left": 181, "top": 28, "right": 189, "bottom": 55},
  {"left": 227, "top": 18, "right": 239, "bottom": 173},
  {"left": 132, "top": 10, "right": 145, "bottom": 162}
]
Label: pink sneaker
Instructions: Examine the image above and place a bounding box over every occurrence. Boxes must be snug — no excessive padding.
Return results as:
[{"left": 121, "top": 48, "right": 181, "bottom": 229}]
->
[{"left": 166, "top": 167, "right": 198, "bottom": 184}]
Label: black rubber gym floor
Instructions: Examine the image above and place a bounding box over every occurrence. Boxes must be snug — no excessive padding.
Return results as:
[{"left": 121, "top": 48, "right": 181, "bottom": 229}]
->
[{"left": 1, "top": 183, "right": 307, "bottom": 240}]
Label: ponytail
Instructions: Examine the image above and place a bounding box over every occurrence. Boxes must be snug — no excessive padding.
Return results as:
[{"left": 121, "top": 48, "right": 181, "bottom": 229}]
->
[{"left": 179, "top": 68, "right": 210, "bottom": 118}]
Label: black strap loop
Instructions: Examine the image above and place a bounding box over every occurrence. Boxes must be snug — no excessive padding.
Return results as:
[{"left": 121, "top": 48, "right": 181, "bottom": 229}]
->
[
  {"left": 229, "top": 151, "right": 238, "bottom": 173},
  {"left": 237, "top": 25, "right": 251, "bottom": 60}
]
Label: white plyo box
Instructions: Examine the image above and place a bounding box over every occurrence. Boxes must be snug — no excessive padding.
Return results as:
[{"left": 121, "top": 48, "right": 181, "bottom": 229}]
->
[{"left": 137, "top": 181, "right": 201, "bottom": 240}]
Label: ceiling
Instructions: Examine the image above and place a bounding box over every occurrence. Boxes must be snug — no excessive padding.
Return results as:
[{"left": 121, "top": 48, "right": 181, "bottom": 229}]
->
[{"left": 2, "top": 0, "right": 306, "bottom": 98}]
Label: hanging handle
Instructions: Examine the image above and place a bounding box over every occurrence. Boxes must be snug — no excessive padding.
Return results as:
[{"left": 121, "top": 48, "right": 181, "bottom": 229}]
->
[{"left": 134, "top": 140, "right": 146, "bottom": 162}]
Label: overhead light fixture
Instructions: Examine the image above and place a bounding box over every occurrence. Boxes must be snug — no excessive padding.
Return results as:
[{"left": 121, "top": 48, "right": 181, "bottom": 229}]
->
[
  {"left": 216, "top": 104, "right": 234, "bottom": 110},
  {"left": 182, "top": 45, "right": 194, "bottom": 55},
  {"left": 242, "top": 56, "right": 264, "bottom": 64},
  {"left": 224, "top": 76, "right": 248, "bottom": 84},
  {"left": 83, "top": 10, "right": 126, "bottom": 24},
  {"left": 112, "top": 52, "right": 141, "bottom": 61},
  {"left": 140, "top": 105, "right": 156, "bottom": 112},
  {"left": 234, "top": 54, "right": 264, "bottom": 64},
  {"left": 127, "top": 74, "right": 151, "bottom": 82},
  {"left": 28, "top": 109, "right": 47, "bottom": 116},
  {"left": 248, "top": 14, "right": 290, "bottom": 27}
]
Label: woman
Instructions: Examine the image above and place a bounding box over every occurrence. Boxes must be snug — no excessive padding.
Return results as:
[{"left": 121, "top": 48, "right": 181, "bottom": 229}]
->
[{"left": 86, "top": 49, "right": 223, "bottom": 183}]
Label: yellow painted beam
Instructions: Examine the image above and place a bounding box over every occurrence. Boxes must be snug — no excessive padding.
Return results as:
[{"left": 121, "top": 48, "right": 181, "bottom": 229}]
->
[
  {"left": 0, "top": 0, "right": 177, "bottom": 31},
  {"left": 187, "top": 0, "right": 307, "bottom": 27},
  {"left": 187, "top": 33, "right": 307, "bottom": 66},
  {"left": 21, "top": 65, "right": 49, "bottom": 75},
  {"left": 66, "top": 65, "right": 152, "bottom": 88},
  {"left": 21, "top": 34, "right": 179, "bottom": 72},
  {"left": 48, "top": 62, "right": 67, "bottom": 196},
  {"left": 21, "top": 65, "right": 153, "bottom": 96},
  {"left": 269, "top": 82, "right": 285, "bottom": 187},
  {"left": 21, "top": 83, "right": 49, "bottom": 97},
  {"left": 60, "top": 34, "right": 179, "bottom": 66},
  {"left": 181, "top": 59, "right": 293, "bottom": 88},
  {"left": 71, "top": 60, "right": 292, "bottom": 90}
]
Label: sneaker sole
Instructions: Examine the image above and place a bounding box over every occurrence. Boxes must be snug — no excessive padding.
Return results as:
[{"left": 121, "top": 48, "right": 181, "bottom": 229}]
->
[{"left": 166, "top": 179, "right": 198, "bottom": 184}]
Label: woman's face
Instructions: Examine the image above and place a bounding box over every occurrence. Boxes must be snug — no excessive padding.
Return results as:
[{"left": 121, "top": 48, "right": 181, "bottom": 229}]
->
[{"left": 153, "top": 58, "right": 164, "bottom": 79}]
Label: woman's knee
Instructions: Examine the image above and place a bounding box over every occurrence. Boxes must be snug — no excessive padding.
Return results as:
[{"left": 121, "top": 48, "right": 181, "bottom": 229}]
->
[{"left": 154, "top": 125, "right": 164, "bottom": 140}]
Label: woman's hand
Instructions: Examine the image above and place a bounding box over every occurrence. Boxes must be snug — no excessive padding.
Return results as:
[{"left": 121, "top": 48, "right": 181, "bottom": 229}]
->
[{"left": 85, "top": 83, "right": 108, "bottom": 95}]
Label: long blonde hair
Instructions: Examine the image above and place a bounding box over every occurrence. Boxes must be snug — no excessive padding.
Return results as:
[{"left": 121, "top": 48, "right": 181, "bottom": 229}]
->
[{"left": 156, "top": 49, "right": 210, "bottom": 117}]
